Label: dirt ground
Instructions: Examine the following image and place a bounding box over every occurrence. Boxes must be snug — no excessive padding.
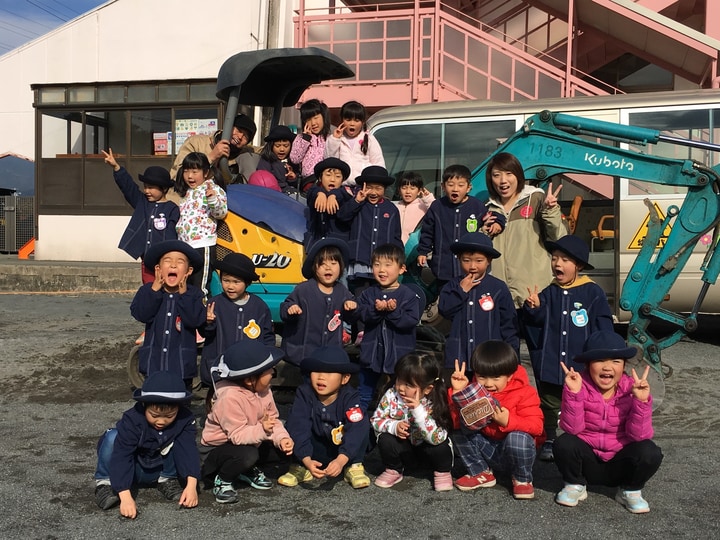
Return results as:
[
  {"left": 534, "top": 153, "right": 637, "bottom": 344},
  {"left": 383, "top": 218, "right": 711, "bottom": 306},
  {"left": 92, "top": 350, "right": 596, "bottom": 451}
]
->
[{"left": 1, "top": 293, "right": 720, "bottom": 539}]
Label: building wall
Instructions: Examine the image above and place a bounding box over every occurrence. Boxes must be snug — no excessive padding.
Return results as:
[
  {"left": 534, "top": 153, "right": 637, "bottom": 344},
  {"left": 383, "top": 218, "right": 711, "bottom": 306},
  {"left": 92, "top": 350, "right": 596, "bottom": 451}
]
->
[{"left": 0, "top": 0, "right": 297, "bottom": 261}]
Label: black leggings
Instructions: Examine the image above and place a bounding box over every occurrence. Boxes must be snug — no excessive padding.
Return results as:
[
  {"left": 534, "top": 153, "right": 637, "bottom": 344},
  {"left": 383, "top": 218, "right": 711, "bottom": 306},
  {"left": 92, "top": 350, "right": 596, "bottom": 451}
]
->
[
  {"left": 202, "top": 440, "right": 283, "bottom": 484},
  {"left": 376, "top": 432, "right": 453, "bottom": 473}
]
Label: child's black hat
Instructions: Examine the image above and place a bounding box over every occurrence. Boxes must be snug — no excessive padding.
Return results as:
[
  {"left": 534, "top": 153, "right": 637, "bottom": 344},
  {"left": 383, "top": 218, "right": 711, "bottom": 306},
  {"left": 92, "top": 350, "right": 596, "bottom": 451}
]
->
[
  {"left": 314, "top": 157, "right": 350, "bottom": 181},
  {"left": 544, "top": 235, "right": 594, "bottom": 270},
  {"left": 574, "top": 330, "right": 637, "bottom": 363},
  {"left": 302, "top": 238, "right": 350, "bottom": 280},
  {"left": 263, "top": 125, "right": 296, "bottom": 143},
  {"left": 212, "top": 340, "right": 284, "bottom": 381},
  {"left": 215, "top": 252, "right": 259, "bottom": 283},
  {"left": 450, "top": 232, "right": 501, "bottom": 259},
  {"left": 356, "top": 165, "right": 395, "bottom": 187},
  {"left": 138, "top": 166, "right": 174, "bottom": 188},
  {"left": 301, "top": 345, "right": 359, "bottom": 374},
  {"left": 143, "top": 240, "right": 202, "bottom": 271},
  {"left": 133, "top": 371, "right": 192, "bottom": 403}
]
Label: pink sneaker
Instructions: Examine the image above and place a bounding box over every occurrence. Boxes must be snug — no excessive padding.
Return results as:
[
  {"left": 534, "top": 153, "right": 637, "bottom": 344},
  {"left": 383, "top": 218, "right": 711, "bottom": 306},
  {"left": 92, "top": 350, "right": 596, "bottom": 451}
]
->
[
  {"left": 454, "top": 470, "right": 496, "bottom": 491},
  {"left": 433, "top": 471, "right": 454, "bottom": 492},
  {"left": 374, "top": 469, "right": 403, "bottom": 488}
]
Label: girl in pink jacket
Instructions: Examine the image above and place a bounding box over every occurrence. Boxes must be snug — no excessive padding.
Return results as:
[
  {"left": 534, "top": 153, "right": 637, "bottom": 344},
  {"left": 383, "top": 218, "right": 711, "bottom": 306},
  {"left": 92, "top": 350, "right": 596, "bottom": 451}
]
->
[
  {"left": 554, "top": 331, "right": 663, "bottom": 514},
  {"left": 393, "top": 171, "right": 435, "bottom": 244}
]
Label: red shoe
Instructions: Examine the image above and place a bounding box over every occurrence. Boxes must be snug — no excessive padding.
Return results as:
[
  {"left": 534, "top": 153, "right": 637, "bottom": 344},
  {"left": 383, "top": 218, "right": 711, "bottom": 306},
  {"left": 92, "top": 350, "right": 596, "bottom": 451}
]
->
[
  {"left": 454, "top": 470, "right": 496, "bottom": 491},
  {"left": 512, "top": 478, "right": 535, "bottom": 499}
]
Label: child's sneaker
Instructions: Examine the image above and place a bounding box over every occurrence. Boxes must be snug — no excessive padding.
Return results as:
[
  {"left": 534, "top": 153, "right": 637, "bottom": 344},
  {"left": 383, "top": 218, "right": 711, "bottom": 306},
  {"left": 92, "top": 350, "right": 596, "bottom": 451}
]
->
[
  {"left": 213, "top": 475, "right": 239, "bottom": 504},
  {"left": 278, "top": 464, "right": 313, "bottom": 487},
  {"left": 555, "top": 483, "right": 588, "bottom": 507},
  {"left": 237, "top": 466, "right": 273, "bottom": 490},
  {"left": 539, "top": 440, "right": 554, "bottom": 461},
  {"left": 344, "top": 463, "right": 371, "bottom": 489},
  {"left": 512, "top": 478, "right": 535, "bottom": 499},
  {"left": 94, "top": 484, "right": 119, "bottom": 510},
  {"left": 615, "top": 489, "right": 650, "bottom": 514},
  {"left": 433, "top": 471, "right": 454, "bottom": 492},
  {"left": 374, "top": 468, "right": 403, "bottom": 488},
  {"left": 454, "top": 470, "right": 496, "bottom": 491},
  {"left": 157, "top": 478, "right": 183, "bottom": 501}
]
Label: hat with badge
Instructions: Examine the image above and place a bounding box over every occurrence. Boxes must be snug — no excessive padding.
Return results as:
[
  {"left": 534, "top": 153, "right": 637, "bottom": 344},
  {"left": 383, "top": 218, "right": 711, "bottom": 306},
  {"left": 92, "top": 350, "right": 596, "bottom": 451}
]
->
[
  {"left": 544, "top": 235, "right": 594, "bottom": 270},
  {"left": 138, "top": 166, "right": 174, "bottom": 189},
  {"left": 133, "top": 371, "right": 193, "bottom": 403},
  {"left": 301, "top": 345, "right": 359, "bottom": 374},
  {"left": 450, "top": 232, "right": 501, "bottom": 259},
  {"left": 215, "top": 252, "right": 260, "bottom": 283},
  {"left": 313, "top": 157, "right": 350, "bottom": 181},
  {"left": 574, "top": 330, "right": 638, "bottom": 363},
  {"left": 143, "top": 239, "right": 202, "bottom": 271},
  {"left": 211, "top": 340, "right": 285, "bottom": 381},
  {"left": 302, "top": 237, "right": 350, "bottom": 280},
  {"left": 355, "top": 165, "right": 395, "bottom": 187}
]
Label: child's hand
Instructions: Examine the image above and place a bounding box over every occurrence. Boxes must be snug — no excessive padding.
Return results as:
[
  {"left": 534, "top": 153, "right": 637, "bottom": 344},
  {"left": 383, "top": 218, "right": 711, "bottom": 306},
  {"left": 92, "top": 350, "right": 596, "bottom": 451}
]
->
[
  {"left": 303, "top": 121, "right": 313, "bottom": 135},
  {"left": 492, "top": 405, "right": 510, "bottom": 427},
  {"left": 395, "top": 420, "right": 410, "bottom": 439},
  {"left": 459, "top": 272, "right": 480, "bottom": 293},
  {"left": 205, "top": 182, "right": 217, "bottom": 200},
  {"left": 544, "top": 184, "right": 562, "bottom": 208},
  {"left": 177, "top": 271, "right": 189, "bottom": 295},
  {"left": 355, "top": 185, "right": 368, "bottom": 203},
  {"left": 151, "top": 266, "right": 164, "bottom": 291},
  {"left": 325, "top": 194, "right": 339, "bottom": 214},
  {"left": 560, "top": 361, "right": 582, "bottom": 393},
  {"left": 314, "top": 191, "right": 328, "bottom": 212},
  {"left": 386, "top": 298, "right": 397, "bottom": 311},
  {"left": 375, "top": 298, "right": 389, "bottom": 311},
  {"left": 303, "top": 458, "right": 326, "bottom": 479},
  {"left": 344, "top": 300, "right": 357, "bottom": 311},
  {"left": 118, "top": 490, "right": 137, "bottom": 519},
  {"left": 279, "top": 437, "right": 294, "bottom": 455},
  {"left": 420, "top": 187, "right": 431, "bottom": 198},
  {"left": 450, "top": 359, "right": 469, "bottom": 392},
  {"left": 261, "top": 410, "right": 276, "bottom": 435},
  {"left": 285, "top": 165, "right": 296, "bottom": 181},
  {"left": 525, "top": 285, "right": 541, "bottom": 309},
  {"left": 287, "top": 304, "right": 302, "bottom": 316},
  {"left": 101, "top": 149, "right": 120, "bottom": 171},
  {"left": 631, "top": 365, "right": 651, "bottom": 403},
  {"left": 179, "top": 480, "right": 199, "bottom": 509},
  {"left": 333, "top": 122, "right": 346, "bottom": 139},
  {"left": 323, "top": 454, "right": 349, "bottom": 477},
  {"left": 402, "top": 388, "right": 420, "bottom": 410},
  {"left": 416, "top": 255, "right": 427, "bottom": 267},
  {"left": 206, "top": 302, "right": 216, "bottom": 323},
  {"left": 485, "top": 222, "right": 502, "bottom": 237}
]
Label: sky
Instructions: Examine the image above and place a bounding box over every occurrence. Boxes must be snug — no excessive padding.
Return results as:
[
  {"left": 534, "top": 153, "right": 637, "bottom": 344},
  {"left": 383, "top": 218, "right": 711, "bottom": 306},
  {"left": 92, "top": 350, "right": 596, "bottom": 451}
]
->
[{"left": 0, "top": 0, "right": 106, "bottom": 54}]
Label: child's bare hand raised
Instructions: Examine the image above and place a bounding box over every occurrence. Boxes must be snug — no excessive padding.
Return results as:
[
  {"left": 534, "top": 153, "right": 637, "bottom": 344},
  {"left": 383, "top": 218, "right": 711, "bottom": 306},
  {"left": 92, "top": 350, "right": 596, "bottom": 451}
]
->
[
  {"left": 151, "top": 266, "right": 164, "bottom": 291},
  {"left": 262, "top": 410, "right": 276, "bottom": 435},
  {"left": 385, "top": 298, "right": 397, "bottom": 311},
  {"left": 355, "top": 185, "right": 368, "bottom": 203},
  {"left": 525, "top": 285, "right": 541, "bottom": 309},
  {"left": 287, "top": 304, "right": 302, "bottom": 316},
  {"left": 178, "top": 272, "right": 189, "bottom": 295},
  {"left": 561, "top": 361, "right": 582, "bottom": 393},
  {"left": 101, "top": 149, "right": 120, "bottom": 171},
  {"left": 492, "top": 405, "right": 510, "bottom": 427},
  {"left": 205, "top": 182, "right": 217, "bottom": 200},
  {"left": 631, "top": 365, "right": 651, "bottom": 403},
  {"left": 333, "top": 122, "right": 347, "bottom": 139},
  {"left": 344, "top": 300, "right": 357, "bottom": 311},
  {"left": 460, "top": 272, "right": 480, "bottom": 293},
  {"left": 375, "top": 298, "right": 389, "bottom": 311},
  {"left": 544, "top": 184, "right": 562, "bottom": 208},
  {"left": 206, "top": 302, "right": 216, "bottom": 323},
  {"left": 450, "top": 359, "right": 469, "bottom": 392}
]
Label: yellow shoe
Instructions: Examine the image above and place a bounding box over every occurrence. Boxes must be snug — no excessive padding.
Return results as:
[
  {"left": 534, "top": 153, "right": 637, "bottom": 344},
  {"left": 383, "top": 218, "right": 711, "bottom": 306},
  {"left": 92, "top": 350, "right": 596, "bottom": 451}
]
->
[
  {"left": 278, "top": 464, "right": 312, "bottom": 487},
  {"left": 344, "top": 463, "right": 370, "bottom": 489}
]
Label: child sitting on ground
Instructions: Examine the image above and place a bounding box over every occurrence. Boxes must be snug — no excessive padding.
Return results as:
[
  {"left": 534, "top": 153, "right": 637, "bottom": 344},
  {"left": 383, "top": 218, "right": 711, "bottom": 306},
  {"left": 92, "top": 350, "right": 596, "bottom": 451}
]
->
[
  {"left": 130, "top": 239, "right": 206, "bottom": 386},
  {"left": 200, "top": 252, "right": 276, "bottom": 387},
  {"left": 523, "top": 235, "right": 613, "bottom": 461},
  {"left": 304, "top": 157, "right": 353, "bottom": 250},
  {"left": 356, "top": 243, "right": 423, "bottom": 411},
  {"left": 257, "top": 125, "right": 300, "bottom": 195},
  {"left": 280, "top": 346, "right": 370, "bottom": 489},
  {"left": 393, "top": 171, "right": 435, "bottom": 245},
  {"left": 449, "top": 341, "right": 544, "bottom": 500},
  {"left": 93, "top": 371, "right": 200, "bottom": 519},
  {"left": 102, "top": 149, "right": 179, "bottom": 284},
  {"left": 417, "top": 165, "right": 505, "bottom": 287},
  {"left": 200, "top": 341, "right": 293, "bottom": 504},
  {"left": 280, "top": 238, "right": 357, "bottom": 366},
  {"left": 554, "top": 331, "right": 663, "bottom": 513},
  {"left": 372, "top": 352, "right": 454, "bottom": 491},
  {"left": 438, "top": 232, "right": 519, "bottom": 369}
]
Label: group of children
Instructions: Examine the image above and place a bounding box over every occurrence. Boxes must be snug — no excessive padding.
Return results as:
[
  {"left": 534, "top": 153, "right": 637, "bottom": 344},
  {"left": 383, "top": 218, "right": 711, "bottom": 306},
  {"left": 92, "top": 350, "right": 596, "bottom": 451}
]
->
[{"left": 94, "top": 102, "right": 662, "bottom": 518}]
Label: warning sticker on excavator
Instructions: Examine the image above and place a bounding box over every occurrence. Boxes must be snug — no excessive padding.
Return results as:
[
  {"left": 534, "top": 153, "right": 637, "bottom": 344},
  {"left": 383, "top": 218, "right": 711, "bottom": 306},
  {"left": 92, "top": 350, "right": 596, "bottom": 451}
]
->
[{"left": 627, "top": 203, "right": 671, "bottom": 250}]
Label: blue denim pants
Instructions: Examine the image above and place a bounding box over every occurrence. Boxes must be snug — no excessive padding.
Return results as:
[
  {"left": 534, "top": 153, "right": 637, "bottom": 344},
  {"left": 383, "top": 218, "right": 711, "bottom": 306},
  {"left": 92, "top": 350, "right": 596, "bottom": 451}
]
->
[{"left": 94, "top": 428, "right": 177, "bottom": 485}]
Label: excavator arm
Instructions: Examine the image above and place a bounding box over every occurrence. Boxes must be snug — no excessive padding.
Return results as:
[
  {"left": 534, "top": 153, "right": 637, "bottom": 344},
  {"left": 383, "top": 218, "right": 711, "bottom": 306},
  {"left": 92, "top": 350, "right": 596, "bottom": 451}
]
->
[{"left": 473, "top": 110, "right": 720, "bottom": 374}]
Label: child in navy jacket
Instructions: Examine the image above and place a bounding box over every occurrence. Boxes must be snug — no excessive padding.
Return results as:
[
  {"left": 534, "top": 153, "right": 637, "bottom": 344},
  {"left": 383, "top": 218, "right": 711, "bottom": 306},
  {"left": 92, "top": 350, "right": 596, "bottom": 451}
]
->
[
  {"left": 130, "top": 240, "right": 206, "bottom": 385},
  {"left": 304, "top": 157, "right": 353, "bottom": 251},
  {"left": 439, "top": 232, "right": 519, "bottom": 368},
  {"left": 280, "top": 346, "right": 371, "bottom": 489},
  {"left": 523, "top": 235, "right": 613, "bottom": 461},
  {"left": 94, "top": 371, "right": 200, "bottom": 519},
  {"left": 102, "top": 149, "right": 179, "bottom": 284},
  {"left": 417, "top": 165, "right": 505, "bottom": 285}
]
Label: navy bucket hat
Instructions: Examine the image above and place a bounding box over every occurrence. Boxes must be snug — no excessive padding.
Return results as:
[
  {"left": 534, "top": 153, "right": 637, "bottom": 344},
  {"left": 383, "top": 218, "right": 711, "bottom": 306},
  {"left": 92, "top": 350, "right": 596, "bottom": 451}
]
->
[
  {"left": 143, "top": 240, "right": 202, "bottom": 271},
  {"left": 301, "top": 346, "right": 359, "bottom": 374},
  {"left": 574, "top": 330, "right": 638, "bottom": 363},
  {"left": 133, "top": 371, "right": 192, "bottom": 403},
  {"left": 544, "top": 235, "right": 594, "bottom": 270}
]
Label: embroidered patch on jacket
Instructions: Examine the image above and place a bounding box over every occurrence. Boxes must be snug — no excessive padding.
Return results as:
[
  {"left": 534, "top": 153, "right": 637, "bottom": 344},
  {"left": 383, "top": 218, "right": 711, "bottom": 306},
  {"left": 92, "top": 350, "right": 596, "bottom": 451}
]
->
[
  {"left": 479, "top": 294, "right": 495, "bottom": 311},
  {"left": 571, "top": 308, "right": 589, "bottom": 327},
  {"left": 243, "top": 319, "right": 261, "bottom": 339},
  {"left": 346, "top": 406, "right": 364, "bottom": 423},
  {"left": 331, "top": 424, "right": 344, "bottom": 445}
]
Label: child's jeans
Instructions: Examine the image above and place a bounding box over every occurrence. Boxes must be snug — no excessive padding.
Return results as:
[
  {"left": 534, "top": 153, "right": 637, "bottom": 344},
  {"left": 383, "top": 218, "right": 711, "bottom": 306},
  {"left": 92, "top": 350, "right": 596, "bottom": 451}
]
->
[
  {"left": 358, "top": 368, "right": 382, "bottom": 412},
  {"left": 376, "top": 432, "right": 453, "bottom": 473},
  {"left": 94, "top": 428, "right": 177, "bottom": 484},
  {"left": 452, "top": 429, "right": 536, "bottom": 482},
  {"left": 553, "top": 433, "right": 663, "bottom": 490}
]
